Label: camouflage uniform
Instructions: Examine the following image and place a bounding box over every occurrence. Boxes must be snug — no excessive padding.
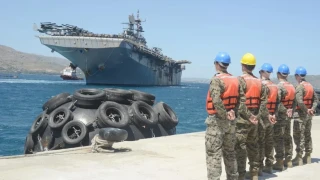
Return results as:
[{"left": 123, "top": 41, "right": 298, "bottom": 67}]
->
[
  {"left": 205, "top": 71, "right": 250, "bottom": 180},
  {"left": 258, "top": 79, "right": 281, "bottom": 170},
  {"left": 293, "top": 81, "right": 318, "bottom": 160},
  {"left": 235, "top": 72, "right": 269, "bottom": 178},
  {"left": 273, "top": 79, "right": 296, "bottom": 166}
]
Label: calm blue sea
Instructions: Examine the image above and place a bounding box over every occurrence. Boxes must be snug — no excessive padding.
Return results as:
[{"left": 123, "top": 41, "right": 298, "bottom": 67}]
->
[{"left": 0, "top": 74, "right": 209, "bottom": 156}]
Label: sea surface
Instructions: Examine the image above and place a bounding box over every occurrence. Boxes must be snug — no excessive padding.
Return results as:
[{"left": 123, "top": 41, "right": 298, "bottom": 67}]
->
[{"left": 0, "top": 74, "right": 209, "bottom": 156}]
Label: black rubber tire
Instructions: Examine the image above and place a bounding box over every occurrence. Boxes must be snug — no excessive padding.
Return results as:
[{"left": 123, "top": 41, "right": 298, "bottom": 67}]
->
[
  {"left": 98, "top": 128, "right": 128, "bottom": 142},
  {"left": 24, "top": 133, "right": 34, "bottom": 154},
  {"left": 42, "top": 93, "right": 72, "bottom": 114},
  {"left": 153, "top": 102, "right": 178, "bottom": 129},
  {"left": 61, "top": 120, "right": 87, "bottom": 145},
  {"left": 104, "top": 88, "right": 134, "bottom": 104},
  {"left": 129, "top": 89, "right": 155, "bottom": 105},
  {"left": 73, "top": 88, "right": 106, "bottom": 108},
  {"left": 48, "top": 107, "right": 73, "bottom": 129},
  {"left": 128, "top": 101, "right": 158, "bottom": 127},
  {"left": 30, "top": 114, "right": 48, "bottom": 135},
  {"left": 97, "top": 101, "right": 130, "bottom": 128}
]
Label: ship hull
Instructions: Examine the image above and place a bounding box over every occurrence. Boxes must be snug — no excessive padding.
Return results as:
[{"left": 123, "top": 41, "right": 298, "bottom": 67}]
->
[{"left": 39, "top": 37, "right": 183, "bottom": 86}]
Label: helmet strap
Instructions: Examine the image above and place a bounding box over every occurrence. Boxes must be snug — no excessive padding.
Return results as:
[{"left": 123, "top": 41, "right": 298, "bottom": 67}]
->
[
  {"left": 280, "top": 73, "right": 288, "bottom": 77},
  {"left": 259, "top": 70, "right": 270, "bottom": 80},
  {"left": 215, "top": 61, "right": 228, "bottom": 69},
  {"left": 295, "top": 74, "right": 305, "bottom": 82}
]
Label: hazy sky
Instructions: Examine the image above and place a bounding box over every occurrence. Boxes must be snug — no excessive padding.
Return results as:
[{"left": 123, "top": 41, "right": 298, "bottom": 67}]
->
[{"left": 0, "top": 0, "right": 319, "bottom": 79}]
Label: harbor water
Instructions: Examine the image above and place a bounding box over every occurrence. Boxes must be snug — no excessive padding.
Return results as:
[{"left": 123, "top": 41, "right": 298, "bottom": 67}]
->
[{"left": 0, "top": 74, "right": 208, "bottom": 156}]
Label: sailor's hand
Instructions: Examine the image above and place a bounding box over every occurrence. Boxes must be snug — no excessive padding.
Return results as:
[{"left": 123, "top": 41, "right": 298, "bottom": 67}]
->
[
  {"left": 307, "top": 109, "right": 314, "bottom": 116},
  {"left": 249, "top": 114, "right": 258, "bottom": 125},
  {"left": 287, "top": 109, "right": 293, "bottom": 118},
  {"left": 272, "top": 115, "right": 277, "bottom": 124},
  {"left": 268, "top": 114, "right": 276, "bottom": 124},
  {"left": 227, "top": 110, "right": 235, "bottom": 121}
]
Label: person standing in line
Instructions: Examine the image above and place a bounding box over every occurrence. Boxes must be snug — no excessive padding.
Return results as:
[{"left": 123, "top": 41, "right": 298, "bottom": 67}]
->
[
  {"left": 292, "top": 66, "right": 318, "bottom": 166},
  {"left": 273, "top": 64, "right": 296, "bottom": 171},
  {"left": 205, "top": 52, "right": 252, "bottom": 180},
  {"left": 257, "top": 63, "right": 280, "bottom": 175},
  {"left": 235, "top": 53, "right": 268, "bottom": 180}
]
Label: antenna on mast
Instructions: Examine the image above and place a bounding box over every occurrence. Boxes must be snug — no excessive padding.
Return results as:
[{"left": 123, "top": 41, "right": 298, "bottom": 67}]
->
[{"left": 121, "top": 10, "right": 147, "bottom": 45}]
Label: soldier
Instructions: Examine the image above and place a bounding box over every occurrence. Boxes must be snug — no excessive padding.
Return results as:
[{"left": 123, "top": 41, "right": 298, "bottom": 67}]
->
[
  {"left": 258, "top": 63, "right": 279, "bottom": 175},
  {"left": 205, "top": 52, "right": 251, "bottom": 180},
  {"left": 292, "top": 66, "right": 318, "bottom": 166},
  {"left": 235, "top": 53, "right": 268, "bottom": 180},
  {"left": 273, "top": 64, "right": 296, "bottom": 171}
]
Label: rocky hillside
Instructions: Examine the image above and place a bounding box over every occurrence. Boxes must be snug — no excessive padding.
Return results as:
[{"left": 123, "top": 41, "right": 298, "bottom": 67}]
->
[
  {"left": 183, "top": 75, "right": 320, "bottom": 89},
  {"left": 0, "top": 45, "right": 70, "bottom": 74}
]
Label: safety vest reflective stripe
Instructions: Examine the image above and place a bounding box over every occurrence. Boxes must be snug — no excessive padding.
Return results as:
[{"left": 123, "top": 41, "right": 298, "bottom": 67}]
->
[
  {"left": 262, "top": 80, "right": 278, "bottom": 113},
  {"left": 280, "top": 81, "right": 295, "bottom": 109},
  {"left": 242, "top": 74, "right": 262, "bottom": 109},
  {"left": 297, "top": 81, "right": 314, "bottom": 109},
  {"left": 206, "top": 73, "right": 239, "bottom": 115}
]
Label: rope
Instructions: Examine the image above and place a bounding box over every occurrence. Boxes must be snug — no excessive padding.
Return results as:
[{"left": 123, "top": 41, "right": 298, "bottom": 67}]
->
[
  {"left": 90, "top": 134, "right": 132, "bottom": 153},
  {"left": 91, "top": 134, "right": 115, "bottom": 153}
]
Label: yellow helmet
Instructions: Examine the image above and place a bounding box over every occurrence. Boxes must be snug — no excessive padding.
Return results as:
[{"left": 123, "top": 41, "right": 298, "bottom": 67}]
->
[{"left": 240, "top": 53, "right": 256, "bottom": 65}]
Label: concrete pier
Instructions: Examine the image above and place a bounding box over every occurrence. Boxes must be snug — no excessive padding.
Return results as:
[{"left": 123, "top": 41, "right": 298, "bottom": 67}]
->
[{"left": 1, "top": 117, "right": 320, "bottom": 180}]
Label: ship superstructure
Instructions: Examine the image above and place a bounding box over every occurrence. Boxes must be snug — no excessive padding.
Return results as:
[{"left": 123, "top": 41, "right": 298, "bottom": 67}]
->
[{"left": 34, "top": 11, "right": 191, "bottom": 86}]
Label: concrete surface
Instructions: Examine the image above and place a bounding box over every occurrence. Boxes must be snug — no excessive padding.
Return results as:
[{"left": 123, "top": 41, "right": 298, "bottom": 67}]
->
[{"left": 1, "top": 117, "right": 320, "bottom": 180}]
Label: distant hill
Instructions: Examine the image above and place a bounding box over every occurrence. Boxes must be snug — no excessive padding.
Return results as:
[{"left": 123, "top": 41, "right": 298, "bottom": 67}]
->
[
  {"left": 182, "top": 75, "right": 320, "bottom": 89},
  {"left": 0, "top": 45, "right": 70, "bottom": 75}
]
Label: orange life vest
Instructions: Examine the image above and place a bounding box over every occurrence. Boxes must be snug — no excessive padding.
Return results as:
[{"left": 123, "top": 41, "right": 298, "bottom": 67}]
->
[
  {"left": 206, "top": 73, "right": 239, "bottom": 115},
  {"left": 262, "top": 80, "right": 278, "bottom": 113},
  {"left": 279, "top": 81, "right": 295, "bottom": 109},
  {"left": 297, "top": 81, "right": 314, "bottom": 110},
  {"left": 241, "top": 74, "right": 262, "bottom": 109}
]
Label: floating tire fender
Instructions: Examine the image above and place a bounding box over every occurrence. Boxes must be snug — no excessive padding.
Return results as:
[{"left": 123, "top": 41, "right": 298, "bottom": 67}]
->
[
  {"left": 129, "top": 89, "right": 156, "bottom": 101},
  {"left": 129, "top": 89, "right": 155, "bottom": 105},
  {"left": 42, "top": 93, "right": 72, "bottom": 114},
  {"left": 73, "top": 88, "right": 106, "bottom": 108},
  {"left": 128, "top": 101, "right": 158, "bottom": 128},
  {"left": 104, "top": 88, "right": 134, "bottom": 104},
  {"left": 104, "top": 88, "right": 134, "bottom": 99},
  {"left": 61, "top": 120, "right": 87, "bottom": 145},
  {"left": 97, "top": 101, "right": 130, "bottom": 128},
  {"left": 98, "top": 128, "right": 128, "bottom": 142},
  {"left": 48, "top": 107, "right": 73, "bottom": 129},
  {"left": 30, "top": 113, "right": 48, "bottom": 135},
  {"left": 153, "top": 102, "right": 178, "bottom": 130},
  {"left": 24, "top": 133, "right": 34, "bottom": 154}
]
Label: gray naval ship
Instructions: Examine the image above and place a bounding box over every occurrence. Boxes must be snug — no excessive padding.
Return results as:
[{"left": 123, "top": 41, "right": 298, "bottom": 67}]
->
[{"left": 33, "top": 11, "right": 191, "bottom": 86}]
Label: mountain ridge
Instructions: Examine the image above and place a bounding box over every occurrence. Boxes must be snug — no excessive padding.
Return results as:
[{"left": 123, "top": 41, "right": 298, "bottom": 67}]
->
[
  {"left": 182, "top": 76, "right": 320, "bottom": 89},
  {"left": 0, "top": 44, "right": 70, "bottom": 75}
]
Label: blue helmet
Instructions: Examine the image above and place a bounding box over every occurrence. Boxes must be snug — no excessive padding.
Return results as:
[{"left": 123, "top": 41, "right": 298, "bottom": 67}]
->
[
  {"left": 295, "top": 66, "right": 307, "bottom": 76},
  {"left": 260, "top": 63, "right": 273, "bottom": 73},
  {"left": 277, "top": 64, "right": 290, "bottom": 74},
  {"left": 214, "top": 52, "right": 231, "bottom": 64}
]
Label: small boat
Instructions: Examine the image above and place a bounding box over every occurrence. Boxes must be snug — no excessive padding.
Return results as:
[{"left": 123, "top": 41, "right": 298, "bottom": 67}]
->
[{"left": 60, "top": 64, "right": 84, "bottom": 80}]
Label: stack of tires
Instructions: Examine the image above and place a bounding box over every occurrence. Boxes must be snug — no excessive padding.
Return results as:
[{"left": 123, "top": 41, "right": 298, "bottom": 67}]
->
[{"left": 24, "top": 88, "right": 178, "bottom": 154}]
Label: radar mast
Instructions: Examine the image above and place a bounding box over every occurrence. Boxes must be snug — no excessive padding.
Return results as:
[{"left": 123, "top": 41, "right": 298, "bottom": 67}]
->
[{"left": 122, "top": 10, "right": 146, "bottom": 45}]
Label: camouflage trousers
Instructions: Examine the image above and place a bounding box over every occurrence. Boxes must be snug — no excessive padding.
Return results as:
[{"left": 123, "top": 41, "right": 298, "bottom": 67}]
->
[
  {"left": 273, "top": 117, "right": 293, "bottom": 160},
  {"left": 235, "top": 121, "right": 259, "bottom": 176},
  {"left": 293, "top": 114, "right": 313, "bottom": 156},
  {"left": 205, "top": 115, "right": 238, "bottom": 180},
  {"left": 258, "top": 121, "right": 274, "bottom": 167}
]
